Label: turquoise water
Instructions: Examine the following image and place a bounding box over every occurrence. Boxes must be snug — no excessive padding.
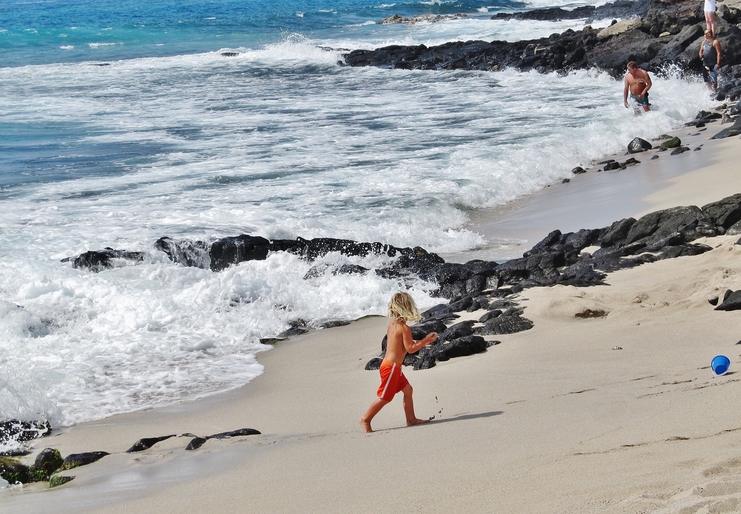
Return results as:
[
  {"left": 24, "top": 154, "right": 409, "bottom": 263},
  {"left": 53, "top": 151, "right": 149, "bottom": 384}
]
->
[{"left": 1, "top": 0, "right": 514, "bottom": 67}]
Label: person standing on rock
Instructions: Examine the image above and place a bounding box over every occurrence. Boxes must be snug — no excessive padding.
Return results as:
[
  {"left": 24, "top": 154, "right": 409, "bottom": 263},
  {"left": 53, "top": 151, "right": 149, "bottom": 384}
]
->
[
  {"left": 699, "top": 29, "right": 722, "bottom": 92},
  {"left": 705, "top": 0, "right": 718, "bottom": 38},
  {"left": 623, "top": 61, "right": 652, "bottom": 112}
]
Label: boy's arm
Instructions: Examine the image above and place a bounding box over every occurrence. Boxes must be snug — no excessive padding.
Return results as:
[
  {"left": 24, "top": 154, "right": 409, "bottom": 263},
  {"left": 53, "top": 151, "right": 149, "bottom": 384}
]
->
[{"left": 403, "top": 329, "right": 438, "bottom": 354}]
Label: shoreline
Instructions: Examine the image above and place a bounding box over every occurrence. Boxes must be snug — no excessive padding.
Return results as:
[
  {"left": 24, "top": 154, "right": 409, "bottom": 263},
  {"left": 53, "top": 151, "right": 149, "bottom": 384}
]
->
[
  {"left": 4, "top": 109, "right": 741, "bottom": 512},
  {"left": 454, "top": 109, "right": 738, "bottom": 263}
]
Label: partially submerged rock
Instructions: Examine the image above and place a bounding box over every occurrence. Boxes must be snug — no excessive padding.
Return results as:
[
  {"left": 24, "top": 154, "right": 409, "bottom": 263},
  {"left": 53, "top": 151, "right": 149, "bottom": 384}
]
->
[
  {"left": 60, "top": 451, "right": 109, "bottom": 471},
  {"left": 0, "top": 455, "right": 42, "bottom": 484},
  {"left": 659, "top": 136, "right": 682, "bottom": 150},
  {"left": 628, "top": 137, "right": 652, "bottom": 153},
  {"left": 33, "top": 448, "right": 63, "bottom": 479},
  {"left": 379, "top": 13, "right": 467, "bottom": 25},
  {"left": 0, "top": 448, "right": 82, "bottom": 486},
  {"left": 184, "top": 428, "right": 261, "bottom": 450},
  {"left": 61, "top": 248, "right": 145, "bottom": 272},
  {"left": 0, "top": 420, "right": 51, "bottom": 456},
  {"left": 126, "top": 435, "right": 176, "bottom": 453}
]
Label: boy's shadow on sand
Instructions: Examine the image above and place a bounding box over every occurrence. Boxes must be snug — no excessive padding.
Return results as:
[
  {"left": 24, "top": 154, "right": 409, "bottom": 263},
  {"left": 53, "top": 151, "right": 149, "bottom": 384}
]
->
[
  {"left": 429, "top": 410, "right": 503, "bottom": 425},
  {"left": 380, "top": 411, "right": 503, "bottom": 432}
]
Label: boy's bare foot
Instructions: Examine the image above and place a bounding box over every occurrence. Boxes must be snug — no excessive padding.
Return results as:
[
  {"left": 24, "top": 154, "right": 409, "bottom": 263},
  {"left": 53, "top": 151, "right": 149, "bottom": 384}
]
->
[
  {"left": 406, "top": 417, "right": 431, "bottom": 427},
  {"left": 359, "top": 417, "right": 373, "bottom": 433}
]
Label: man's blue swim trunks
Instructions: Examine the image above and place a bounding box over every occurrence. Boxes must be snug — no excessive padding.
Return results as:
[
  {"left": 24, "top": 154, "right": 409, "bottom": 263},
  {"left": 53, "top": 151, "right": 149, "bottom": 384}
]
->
[{"left": 630, "top": 93, "right": 650, "bottom": 106}]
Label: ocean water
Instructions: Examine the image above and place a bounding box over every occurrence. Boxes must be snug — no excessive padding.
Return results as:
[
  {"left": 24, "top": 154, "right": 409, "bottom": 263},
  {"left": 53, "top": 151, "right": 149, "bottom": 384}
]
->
[{"left": 0, "top": 0, "right": 717, "bottom": 450}]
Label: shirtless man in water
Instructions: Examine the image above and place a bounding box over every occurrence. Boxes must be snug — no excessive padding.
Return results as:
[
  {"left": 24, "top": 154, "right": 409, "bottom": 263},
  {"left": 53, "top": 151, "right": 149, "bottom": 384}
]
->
[
  {"left": 360, "top": 292, "right": 438, "bottom": 433},
  {"left": 623, "top": 61, "right": 652, "bottom": 112}
]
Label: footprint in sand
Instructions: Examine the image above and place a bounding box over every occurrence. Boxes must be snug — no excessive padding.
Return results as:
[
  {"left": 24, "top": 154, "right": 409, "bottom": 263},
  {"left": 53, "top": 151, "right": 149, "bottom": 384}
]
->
[
  {"left": 661, "top": 458, "right": 741, "bottom": 513},
  {"left": 704, "top": 457, "right": 741, "bottom": 478}
]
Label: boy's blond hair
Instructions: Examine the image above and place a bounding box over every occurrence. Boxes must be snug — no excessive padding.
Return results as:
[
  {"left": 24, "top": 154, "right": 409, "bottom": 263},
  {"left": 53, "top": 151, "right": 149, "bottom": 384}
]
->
[{"left": 388, "top": 292, "right": 422, "bottom": 323}]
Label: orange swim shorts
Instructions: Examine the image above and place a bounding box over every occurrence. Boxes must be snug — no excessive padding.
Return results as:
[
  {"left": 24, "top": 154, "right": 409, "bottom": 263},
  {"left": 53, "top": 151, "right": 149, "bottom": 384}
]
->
[{"left": 377, "top": 360, "right": 409, "bottom": 402}]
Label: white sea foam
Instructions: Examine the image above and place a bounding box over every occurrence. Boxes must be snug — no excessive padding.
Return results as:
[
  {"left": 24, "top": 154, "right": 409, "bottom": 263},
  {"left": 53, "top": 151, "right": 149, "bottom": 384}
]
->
[
  {"left": 522, "top": 0, "right": 612, "bottom": 9},
  {"left": 314, "top": 15, "right": 616, "bottom": 51},
  {"left": 0, "top": 244, "right": 438, "bottom": 426}
]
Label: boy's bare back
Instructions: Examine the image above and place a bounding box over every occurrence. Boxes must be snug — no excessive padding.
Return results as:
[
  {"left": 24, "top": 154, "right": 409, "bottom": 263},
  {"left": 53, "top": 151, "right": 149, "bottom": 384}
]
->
[
  {"left": 384, "top": 320, "right": 412, "bottom": 365},
  {"left": 386, "top": 319, "right": 438, "bottom": 364}
]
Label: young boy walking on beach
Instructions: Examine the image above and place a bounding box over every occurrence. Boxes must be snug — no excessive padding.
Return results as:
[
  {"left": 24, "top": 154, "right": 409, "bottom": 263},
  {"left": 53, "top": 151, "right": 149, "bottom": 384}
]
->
[{"left": 360, "top": 292, "right": 438, "bottom": 433}]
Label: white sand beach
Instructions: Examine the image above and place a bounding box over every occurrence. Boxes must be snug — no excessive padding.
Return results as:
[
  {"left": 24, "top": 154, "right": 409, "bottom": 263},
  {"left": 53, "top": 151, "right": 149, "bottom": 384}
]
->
[{"left": 4, "top": 125, "right": 741, "bottom": 513}]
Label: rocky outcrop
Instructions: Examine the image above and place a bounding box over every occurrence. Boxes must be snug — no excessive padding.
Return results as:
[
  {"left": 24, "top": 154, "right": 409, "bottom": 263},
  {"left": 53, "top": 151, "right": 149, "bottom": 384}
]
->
[
  {"left": 152, "top": 235, "right": 444, "bottom": 273},
  {"left": 359, "top": 191, "right": 741, "bottom": 370},
  {"left": 60, "top": 188, "right": 741, "bottom": 301},
  {"left": 342, "top": 0, "right": 741, "bottom": 83},
  {"left": 0, "top": 449, "right": 106, "bottom": 486},
  {"left": 379, "top": 13, "right": 468, "bottom": 25},
  {"left": 62, "top": 191, "right": 741, "bottom": 327}
]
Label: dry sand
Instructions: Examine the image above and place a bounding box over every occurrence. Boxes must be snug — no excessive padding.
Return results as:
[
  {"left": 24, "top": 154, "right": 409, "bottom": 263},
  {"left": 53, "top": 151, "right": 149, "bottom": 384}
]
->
[{"left": 3, "top": 124, "right": 741, "bottom": 513}]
